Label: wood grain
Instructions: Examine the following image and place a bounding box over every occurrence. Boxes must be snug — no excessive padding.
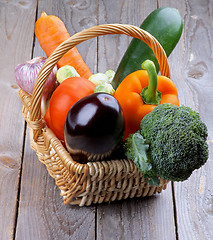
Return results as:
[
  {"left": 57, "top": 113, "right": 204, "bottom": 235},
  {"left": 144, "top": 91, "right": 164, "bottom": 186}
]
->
[
  {"left": 97, "top": 187, "right": 176, "bottom": 240},
  {"left": 159, "top": 0, "right": 213, "bottom": 239},
  {"left": 0, "top": 1, "right": 37, "bottom": 239},
  {"left": 15, "top": 0, "right": 97, "bottom": 239},
  {"left": 15, "top": 133, "right": 95, "bottom": 240},
  {"left": 96, "top": 1, "right": 176, "bottom": 239}
]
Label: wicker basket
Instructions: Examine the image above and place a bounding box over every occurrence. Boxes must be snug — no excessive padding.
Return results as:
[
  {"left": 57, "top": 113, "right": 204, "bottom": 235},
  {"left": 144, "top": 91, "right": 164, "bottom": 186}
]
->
[{"left": 18, "top": 24, "right": 170, "bottom": 206}]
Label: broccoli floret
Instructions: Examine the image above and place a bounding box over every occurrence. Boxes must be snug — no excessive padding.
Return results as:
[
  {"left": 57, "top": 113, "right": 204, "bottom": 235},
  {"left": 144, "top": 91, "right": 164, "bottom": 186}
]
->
[
  {"left": 150, "top": 127, "right": 208, "bottom": 181},
  {"left": 140, "top": 104, "right": 208, "bottom": 143},
  {"left": 124, "top": 103, "right": 209, "bottom": 183}
]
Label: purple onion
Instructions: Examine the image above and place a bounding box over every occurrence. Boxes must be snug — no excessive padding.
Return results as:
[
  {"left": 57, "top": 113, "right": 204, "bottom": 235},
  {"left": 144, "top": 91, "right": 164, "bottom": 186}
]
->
[{"left": 14, "top": 56, "right": 58, "bottom": 96}]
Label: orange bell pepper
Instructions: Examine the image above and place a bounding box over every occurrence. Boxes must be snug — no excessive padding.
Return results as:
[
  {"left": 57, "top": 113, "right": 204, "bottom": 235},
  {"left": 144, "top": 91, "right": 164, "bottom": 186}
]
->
[{"left": 114, "top": 60, "right": 179, "bottom": 139}]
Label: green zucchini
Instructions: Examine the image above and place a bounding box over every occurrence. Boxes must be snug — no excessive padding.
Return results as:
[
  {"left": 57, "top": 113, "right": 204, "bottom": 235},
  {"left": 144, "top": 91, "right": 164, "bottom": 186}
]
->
[{"left": 111, "top": 7, "right": 183, "bottom": 89}]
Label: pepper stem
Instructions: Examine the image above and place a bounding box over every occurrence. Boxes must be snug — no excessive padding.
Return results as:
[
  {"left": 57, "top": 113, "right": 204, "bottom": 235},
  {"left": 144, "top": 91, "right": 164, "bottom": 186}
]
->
[{"left": 140, "top": 60, "right": 161, "bottom": 105}]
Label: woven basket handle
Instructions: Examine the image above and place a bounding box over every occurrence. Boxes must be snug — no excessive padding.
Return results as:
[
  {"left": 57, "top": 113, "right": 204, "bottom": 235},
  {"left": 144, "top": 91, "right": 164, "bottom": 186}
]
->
[{"left": 30, "top": 23, "right": 170, "bottom": 141}]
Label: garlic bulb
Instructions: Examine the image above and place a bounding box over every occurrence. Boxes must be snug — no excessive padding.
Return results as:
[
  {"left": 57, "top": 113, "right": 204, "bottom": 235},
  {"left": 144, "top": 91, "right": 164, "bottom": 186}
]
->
[
  {"left": 15, "top": 56, "right": 58, "bottom": 115},
  {"left": 15, "top": 56, "right": 58, "bottom": 96}
]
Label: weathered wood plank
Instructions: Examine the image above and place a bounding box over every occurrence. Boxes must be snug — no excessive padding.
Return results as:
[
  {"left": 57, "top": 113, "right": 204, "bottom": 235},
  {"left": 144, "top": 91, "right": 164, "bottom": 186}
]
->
[
  {"left": 97, "top": 1, "right": 176, "bottom": 239},
  {"left": 15, "top": 0, "right": 98, "bottom": 239},
  {"left": 97, "top": 188, "right": 176, "bottom": 240},
  {"left": 0, "top": 1, "right": 37, "bottom": 239},
  {"left": 15, "top": 133, "right": 96, "bottom": 240},
  {"left": 159, "top": 0, "right": 213, "bottom": 239}
]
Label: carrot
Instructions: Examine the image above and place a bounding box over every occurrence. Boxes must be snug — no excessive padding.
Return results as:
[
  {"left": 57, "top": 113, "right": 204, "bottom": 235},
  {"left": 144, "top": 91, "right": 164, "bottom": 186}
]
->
[{"left": 35, "top": 12, "right": 92, "bottom": 79}]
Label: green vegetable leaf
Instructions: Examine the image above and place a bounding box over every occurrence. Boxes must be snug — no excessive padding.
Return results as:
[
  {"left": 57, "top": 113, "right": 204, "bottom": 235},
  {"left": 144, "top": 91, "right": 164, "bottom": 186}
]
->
[
  {"left": 145, "top": 175, "right": 159, "bottom": 186},
  {"left": 131, "top": 132, "right": 151, "bottom": 172},
  {"left": 125, "top": 132, "right": 159, "bottom": 185}
]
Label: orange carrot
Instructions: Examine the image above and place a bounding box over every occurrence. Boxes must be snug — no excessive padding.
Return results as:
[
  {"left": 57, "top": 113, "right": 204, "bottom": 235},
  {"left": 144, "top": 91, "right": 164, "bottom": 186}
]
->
[{"left": 35, "top": 12, "right": 92, "bottom": 79}]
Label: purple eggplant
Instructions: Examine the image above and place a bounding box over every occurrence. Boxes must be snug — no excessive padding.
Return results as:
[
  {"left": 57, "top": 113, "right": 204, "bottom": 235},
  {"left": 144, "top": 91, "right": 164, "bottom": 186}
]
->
[{"left": 64, "top": 93, "right": 124, "bottom": 162}]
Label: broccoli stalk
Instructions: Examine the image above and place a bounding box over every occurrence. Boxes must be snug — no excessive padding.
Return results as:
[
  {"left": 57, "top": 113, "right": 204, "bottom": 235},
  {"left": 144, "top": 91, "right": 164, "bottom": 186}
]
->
[{"left": 124, "top": 103, "right": 209, "bottom": 184}]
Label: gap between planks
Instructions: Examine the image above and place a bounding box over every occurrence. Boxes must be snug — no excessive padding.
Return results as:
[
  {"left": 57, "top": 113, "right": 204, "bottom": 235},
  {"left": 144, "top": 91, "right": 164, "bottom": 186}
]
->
[
  {"left": 172, "top": 182, "right": 179, "bottom": 240},
  {"left": 12, "top": 122, "right": 27, "bottom": 240},
  {"left": 12, "top": 3, "right": 39, "bottom": 239}
]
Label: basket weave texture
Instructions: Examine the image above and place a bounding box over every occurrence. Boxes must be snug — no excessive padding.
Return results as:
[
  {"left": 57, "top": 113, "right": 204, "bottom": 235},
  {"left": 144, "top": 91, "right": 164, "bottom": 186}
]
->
[{"left": 19, "top": 24, "right": 170, "bottom": 206}]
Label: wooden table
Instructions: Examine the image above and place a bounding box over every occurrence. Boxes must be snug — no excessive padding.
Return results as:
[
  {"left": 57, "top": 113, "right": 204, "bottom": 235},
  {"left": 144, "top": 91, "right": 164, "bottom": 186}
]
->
[{"left": 1, "top": 0, "right": 213, "bottom": 239}]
